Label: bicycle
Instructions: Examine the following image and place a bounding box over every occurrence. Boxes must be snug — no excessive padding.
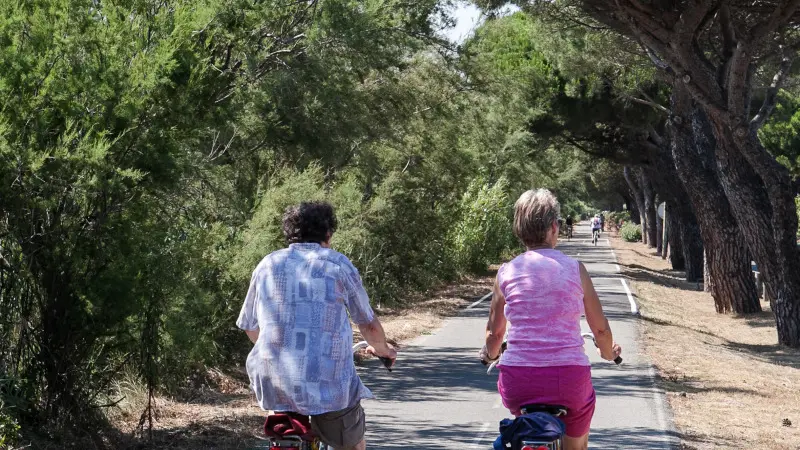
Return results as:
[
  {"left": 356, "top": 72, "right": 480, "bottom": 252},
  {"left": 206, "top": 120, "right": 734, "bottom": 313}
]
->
[
  {"left": 261, "top": 341, "right": 393, "bottom": 450},
  {"left": 592, "top": 228, "right": 600, "bottom": 246},
  {"left": 566, "top": 225, "right": 573, "bottom": 241},
  {"left": 485, "top": 333, "right": 622, "bottom": 450}
]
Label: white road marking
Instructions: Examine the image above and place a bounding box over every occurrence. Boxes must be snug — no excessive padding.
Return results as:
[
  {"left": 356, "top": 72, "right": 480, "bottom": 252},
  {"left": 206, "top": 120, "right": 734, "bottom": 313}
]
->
[
  {"left": 471, "top": 422, "right": 492, "bottom": 449},
  {"left": 467, "top": 292, "right": 493, "bottom": 310},
  {"left": 648, "top": 364, "right": 677, "bottom": 445},
  {"left": 620, "top": 278, "right": 638, "bottom": 314}
]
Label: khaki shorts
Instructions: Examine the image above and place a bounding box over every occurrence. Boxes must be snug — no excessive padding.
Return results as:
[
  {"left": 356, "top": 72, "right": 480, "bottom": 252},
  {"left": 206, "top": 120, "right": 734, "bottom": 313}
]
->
[{"left": 310, "top": 401, "right": 366, "bottom": 448}]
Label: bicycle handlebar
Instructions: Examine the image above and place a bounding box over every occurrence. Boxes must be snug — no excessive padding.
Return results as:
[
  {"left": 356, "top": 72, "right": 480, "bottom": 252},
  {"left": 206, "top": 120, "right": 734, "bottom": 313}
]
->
[
  {"left": 581, "top": 333, "right": 623, "bottom": 365},
  {"left": 353, "top": 341, "right": 394, "bottom": 372},
  {"left": 485, "top": 334, "right": 621, "bottom": 374}
]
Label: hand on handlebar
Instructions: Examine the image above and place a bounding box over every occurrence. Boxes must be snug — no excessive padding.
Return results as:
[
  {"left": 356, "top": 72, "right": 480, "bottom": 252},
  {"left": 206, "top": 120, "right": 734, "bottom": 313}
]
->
[
  {"left": 366, "top": 343, "right": 397, "bottom": 369},
  {"left": 598, "top": 342, "right": 622, "bottom": 362},
  {"left": 479, "top": 345, "right": 500, "bottom": 366}
]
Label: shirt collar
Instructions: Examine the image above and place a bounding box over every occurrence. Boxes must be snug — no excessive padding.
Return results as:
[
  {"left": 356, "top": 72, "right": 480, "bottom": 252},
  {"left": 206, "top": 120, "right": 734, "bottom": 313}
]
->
[{"left": 289, "top": 242, "right": 323, "bottom": 251}]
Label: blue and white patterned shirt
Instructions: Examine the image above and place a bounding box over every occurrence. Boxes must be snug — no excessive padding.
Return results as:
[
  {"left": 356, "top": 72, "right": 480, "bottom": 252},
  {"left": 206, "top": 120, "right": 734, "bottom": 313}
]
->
[{"left": 236, "top": 243, "right": 376, "bottom": 415}]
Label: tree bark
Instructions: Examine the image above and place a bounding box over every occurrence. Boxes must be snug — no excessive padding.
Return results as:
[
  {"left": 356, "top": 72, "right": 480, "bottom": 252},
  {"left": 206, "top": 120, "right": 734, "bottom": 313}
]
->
[
  {"left": 680, "top": 215, "right": 705, "bottom": 283},
  {"left": 704, "top": 250, "right": 713, "bottom": 293},
  {"left": 638, "top": 169, "right": 658, "bottom": 248},
  {"left": 667, "top": 205, "right": 685, "bottom": 271},
  {"left": 655, "top": 198, "right": 664, "bottom": 257},
  {"left": 667, "top": 85, "right": 760, "bottom": 313},
  {"left": 623, "top": 167, "right": 647, "bottom": 241},
  {"left": 661, "top": 208, "right": 668, "bottom": 260}
]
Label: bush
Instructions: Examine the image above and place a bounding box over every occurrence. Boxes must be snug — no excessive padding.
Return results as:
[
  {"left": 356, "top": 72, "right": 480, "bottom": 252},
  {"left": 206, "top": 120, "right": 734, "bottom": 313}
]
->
[
  {"left": 620, "top": 222, "right": 642, "bottom": 242},
  {"left": 607, "top": 210, "right": 631, "bottom": 230},
  {"left": 0, "top": 403, "right": 20, "bottom": 448},
  {"left": 450, "top": 177, "right": 514, "bottom": 272}
]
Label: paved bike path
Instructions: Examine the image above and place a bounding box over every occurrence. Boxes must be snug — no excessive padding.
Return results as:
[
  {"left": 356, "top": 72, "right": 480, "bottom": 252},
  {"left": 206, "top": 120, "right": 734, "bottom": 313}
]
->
[{"left": 358, "top": 223, "right": 678, "bottom": 449}]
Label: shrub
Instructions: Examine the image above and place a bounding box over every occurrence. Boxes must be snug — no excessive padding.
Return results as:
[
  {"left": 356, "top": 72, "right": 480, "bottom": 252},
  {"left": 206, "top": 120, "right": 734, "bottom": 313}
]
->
[
  {"left": 0, "top": 402, "right": 20, "bottom": 448},
  {"left": 620, "top": 222, "right": 642, "bottom": 242},
  {"left": 450, "top": 177, "right": 514, "bottom": 272},
  {"left": 607, "top": 210, "right": 631, "bottom": 230}
]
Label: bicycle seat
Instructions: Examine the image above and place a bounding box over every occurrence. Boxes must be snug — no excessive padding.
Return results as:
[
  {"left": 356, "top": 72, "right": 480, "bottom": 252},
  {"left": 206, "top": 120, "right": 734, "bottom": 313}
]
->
[
  {"left": 264, "top": 412, "right": 314, "bottom": 440},
  {"left": 520, "top": 403, "right": 568, "bottom": 417}
]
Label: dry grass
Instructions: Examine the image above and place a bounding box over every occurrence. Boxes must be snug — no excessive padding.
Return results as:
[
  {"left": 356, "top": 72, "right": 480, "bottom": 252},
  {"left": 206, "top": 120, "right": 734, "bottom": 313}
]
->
[
  {"left": 73, "top": 274, "right": 493, "bottom": 450},
  {"left": 370, "top": 273, "right": 493, "bottom": 344},
  {"left": 610, "top": 234, "right": 800, "bottom": 450}
]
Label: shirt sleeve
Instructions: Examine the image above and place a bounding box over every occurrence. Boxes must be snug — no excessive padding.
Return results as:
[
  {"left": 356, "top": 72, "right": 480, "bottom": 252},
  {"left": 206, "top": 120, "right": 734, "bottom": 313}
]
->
[
  {"left": 340, "top": 257, "right": 376, "bottom": 325},
  {"left": 236, "top": 270, "right": 260, "bottom": 331}
]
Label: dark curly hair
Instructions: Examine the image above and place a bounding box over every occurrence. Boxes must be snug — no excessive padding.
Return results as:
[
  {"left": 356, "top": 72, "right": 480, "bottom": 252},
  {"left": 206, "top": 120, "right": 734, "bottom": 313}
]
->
[{"left": 282, "top": 201, "right": 338, "bottom": 244}]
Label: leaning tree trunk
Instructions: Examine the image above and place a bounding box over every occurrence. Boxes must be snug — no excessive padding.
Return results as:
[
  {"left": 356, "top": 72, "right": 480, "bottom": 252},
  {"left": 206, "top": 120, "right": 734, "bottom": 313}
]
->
[
  {"left": 638, "top": 169, "right": 658, "bottom": 248},
  {"left": 623, "top": 167, "right": 647, "bottom": 242},
  {"left": 667, "top": 86, "right": 759, "bottom": 313},
  {"left": 709, "top": 124, "right": 798, "bottom": 331}
]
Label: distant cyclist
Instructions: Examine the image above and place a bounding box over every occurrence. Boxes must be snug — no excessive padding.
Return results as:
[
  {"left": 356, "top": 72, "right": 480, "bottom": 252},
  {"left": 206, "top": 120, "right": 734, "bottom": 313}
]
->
[
  {"left": 565, "top": 216, "right": 574, "bottom": 239},
  {"left": 599, "top": 213, "right": 605, "bottom": 232},
  {"left": 480, "top": 189, "right": 621, "bottom": 450},
  {"left": 590, "top": 214, "right": 601, "bottom": 244}
]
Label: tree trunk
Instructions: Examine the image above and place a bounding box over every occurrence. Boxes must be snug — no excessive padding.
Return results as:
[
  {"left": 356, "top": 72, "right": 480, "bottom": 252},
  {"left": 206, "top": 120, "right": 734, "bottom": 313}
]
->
[
  {"left": 708, "top": 126, "right": 796, "bottom": 323},
  {"left": 704, "top": 250, "right": 713, "bottom": 293},
  {"left": 661, "top": 208, "right": 668, "bottom": 260},
  {"left": 623, "top": 166, "right": 647, "bottom": 241},
  {"left": 638, "top": 169, "right": 658, "bottom": 248},
  {"left": 666, "top": 205, "right": 685, "bottom": 270},
  {"left": 679, "top": 213, "right": 704, "bottom": 283},
  {"left": 655, "top": 199, "right": 664, "bottom": 257},
  {"left": 641, "top": 152, "right": 697, "bottom": 279},
  {"left": 667, "top": 85, "right": 759, "bottom": 313}
]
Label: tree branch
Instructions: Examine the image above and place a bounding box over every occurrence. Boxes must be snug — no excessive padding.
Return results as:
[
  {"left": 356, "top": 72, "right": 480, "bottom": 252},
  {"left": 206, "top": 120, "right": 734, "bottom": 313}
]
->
[
  {"left": 748, "top": 0, "right": 800, "bottom": 44},
  {"left": 750, "top": 55, "right": 794, "bottom": 130},
  {"left": 629, "top": 96, "right": 671, "bottom": 115}
]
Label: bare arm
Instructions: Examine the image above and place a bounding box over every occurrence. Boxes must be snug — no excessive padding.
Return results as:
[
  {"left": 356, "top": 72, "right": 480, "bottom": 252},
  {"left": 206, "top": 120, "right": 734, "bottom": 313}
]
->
[
  {"left": 245, "top": 329, "right": 260, "bottom": 344},
  {"left": 358, "top": 317, "right": 396, "bottom": 361},
  {"left": 484, "top": 277, "right": 508, "bottom": 359},
  {"left": 580, "top": 263, "right": 620, "bottom": 360}
]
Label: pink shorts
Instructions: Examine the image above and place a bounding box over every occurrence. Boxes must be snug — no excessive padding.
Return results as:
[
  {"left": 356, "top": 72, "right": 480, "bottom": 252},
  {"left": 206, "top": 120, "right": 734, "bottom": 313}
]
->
[{"left": 498, "top": 365, "right": 595, "bottom": 438}]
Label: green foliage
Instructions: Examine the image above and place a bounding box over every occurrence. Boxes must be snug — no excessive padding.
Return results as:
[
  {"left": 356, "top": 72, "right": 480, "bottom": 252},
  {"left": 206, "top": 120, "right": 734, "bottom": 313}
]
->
[
  {"left": 451, "top": 178, "right": 515, "bottom": 272},
  {"left": 0, "top": 400, "right": 20, "bottom": 447},
  {"left": 606, "top": 210, "right": 631, "bottom": 228},
  {"left": 0, "top": 1, "right": 627, "bottom": 442},
  {"left": 760, "top": 91, "right": 800, "bottom": 180},
  {"left": 620, "top": 222, "right": 642, "bottom": 242}
]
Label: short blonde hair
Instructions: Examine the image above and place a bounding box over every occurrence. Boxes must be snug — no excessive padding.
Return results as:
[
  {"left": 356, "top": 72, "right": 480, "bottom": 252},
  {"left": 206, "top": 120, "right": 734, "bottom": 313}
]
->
[{"left": 513, "top": 189, "right": 560, "bottom": 247}]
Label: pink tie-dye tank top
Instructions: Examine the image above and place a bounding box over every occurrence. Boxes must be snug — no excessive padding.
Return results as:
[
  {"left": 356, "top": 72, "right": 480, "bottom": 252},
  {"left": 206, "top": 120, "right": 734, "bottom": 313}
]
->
[{"left": 497, "top": 249, "right": 589, "bottom": 367}]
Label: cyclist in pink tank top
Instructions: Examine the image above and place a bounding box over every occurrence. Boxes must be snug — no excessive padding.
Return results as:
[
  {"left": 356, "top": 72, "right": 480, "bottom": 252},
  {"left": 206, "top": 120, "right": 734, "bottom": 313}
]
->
[{"left": 480, "top": 189, "right": 621, "bottom": 450}]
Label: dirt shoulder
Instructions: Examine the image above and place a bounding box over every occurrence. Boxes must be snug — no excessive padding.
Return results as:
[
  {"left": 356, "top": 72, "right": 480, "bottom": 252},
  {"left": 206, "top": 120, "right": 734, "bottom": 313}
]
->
[
  {"left": 609, "top": 234, "right": 800, "bottom": 450},
  {"left": 101, "top": 274, "right": 493, "bottom": 450}
]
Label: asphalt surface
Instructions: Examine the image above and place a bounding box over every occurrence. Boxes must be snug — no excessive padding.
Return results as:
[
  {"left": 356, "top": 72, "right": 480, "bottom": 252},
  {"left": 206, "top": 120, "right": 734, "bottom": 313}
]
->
[{"left": 358, "top": 223, "right": 678, "bottom": 449}]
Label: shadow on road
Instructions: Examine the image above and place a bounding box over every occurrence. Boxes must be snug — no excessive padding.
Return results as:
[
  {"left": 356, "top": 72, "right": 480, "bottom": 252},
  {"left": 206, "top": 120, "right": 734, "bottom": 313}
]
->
[{"left": 359, "top": 345, "right": 498, "bottom": 403}]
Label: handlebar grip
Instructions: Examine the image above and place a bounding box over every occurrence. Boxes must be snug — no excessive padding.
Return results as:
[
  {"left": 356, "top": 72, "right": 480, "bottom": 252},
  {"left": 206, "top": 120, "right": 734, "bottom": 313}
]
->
[
  {"left": 614, "top": 356, "right": 623, "bottom": 365},
  {"left": 378, "top": 356, "right": 394, "bottom": 372}
]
